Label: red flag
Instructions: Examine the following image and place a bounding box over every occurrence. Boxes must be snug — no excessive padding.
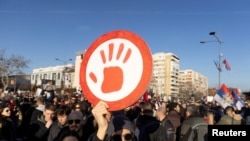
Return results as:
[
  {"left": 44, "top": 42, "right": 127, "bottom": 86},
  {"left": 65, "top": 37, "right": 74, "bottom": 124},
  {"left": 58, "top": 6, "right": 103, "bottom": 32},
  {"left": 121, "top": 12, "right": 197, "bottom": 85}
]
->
[
  {"left": 220, "top": 84, "right": 232, "bottom": 97},
  {"left": 222, "top": 59, "right": 231, "bottom": 71},
  {"left": 143, "top": 91, "right": 149, "bottom": 102}
]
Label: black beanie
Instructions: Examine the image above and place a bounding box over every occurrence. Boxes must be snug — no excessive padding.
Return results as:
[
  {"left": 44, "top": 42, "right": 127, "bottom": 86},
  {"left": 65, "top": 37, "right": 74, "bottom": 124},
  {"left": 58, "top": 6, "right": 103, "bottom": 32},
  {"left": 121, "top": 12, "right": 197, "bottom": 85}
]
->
[{"left": 107, "top": 112, "right": 135, "bottom": 135}]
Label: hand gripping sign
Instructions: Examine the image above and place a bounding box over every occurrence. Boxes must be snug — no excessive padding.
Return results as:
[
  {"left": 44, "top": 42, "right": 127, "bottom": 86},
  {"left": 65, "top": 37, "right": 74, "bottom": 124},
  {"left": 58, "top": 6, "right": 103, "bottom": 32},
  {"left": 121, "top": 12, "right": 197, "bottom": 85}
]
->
[{"left": 80, "top": 30, "right": 152, "bottom": 111}]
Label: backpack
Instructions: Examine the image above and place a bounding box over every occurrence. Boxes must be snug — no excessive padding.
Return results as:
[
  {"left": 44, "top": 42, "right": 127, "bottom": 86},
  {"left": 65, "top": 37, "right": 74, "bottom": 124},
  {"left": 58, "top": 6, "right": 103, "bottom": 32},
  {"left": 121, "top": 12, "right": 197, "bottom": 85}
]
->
[
  {"left": 161, "top": 119, "right": 176, "bottom": 141},
  {"left": 184, "top": 122, "right": 208, "bottom": 141}
]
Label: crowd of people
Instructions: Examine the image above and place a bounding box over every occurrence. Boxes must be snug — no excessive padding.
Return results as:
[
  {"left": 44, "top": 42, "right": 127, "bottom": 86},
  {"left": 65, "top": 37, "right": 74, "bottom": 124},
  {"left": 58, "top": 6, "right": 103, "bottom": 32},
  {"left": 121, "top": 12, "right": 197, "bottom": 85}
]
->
[{"left": 0, "top": 89, "right": 250, "bottom": 141}]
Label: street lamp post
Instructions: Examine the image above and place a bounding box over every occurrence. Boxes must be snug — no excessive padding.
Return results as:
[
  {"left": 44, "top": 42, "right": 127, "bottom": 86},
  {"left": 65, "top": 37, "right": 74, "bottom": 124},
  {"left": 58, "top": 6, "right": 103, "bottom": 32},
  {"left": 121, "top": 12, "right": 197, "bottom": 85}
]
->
[
  {"left": 55, "top": 58, "right": 72, "bottom": 65},
  {"left": 200, "top": 32, "right": 223, "bottom": 89},
  {"left": 55, "top": 58, "right": 72, "bottom": 89}
]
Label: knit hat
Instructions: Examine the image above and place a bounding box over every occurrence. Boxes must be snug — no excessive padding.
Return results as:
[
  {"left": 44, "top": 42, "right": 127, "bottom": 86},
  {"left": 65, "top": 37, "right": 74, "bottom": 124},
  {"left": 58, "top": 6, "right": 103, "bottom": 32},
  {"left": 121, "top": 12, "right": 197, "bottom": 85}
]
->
[
  {"left": 107, "top": 111, "right": 135, "bottom": 135},
  {"left": 68, "top": 111, "right": 83, "bottom": 120}
]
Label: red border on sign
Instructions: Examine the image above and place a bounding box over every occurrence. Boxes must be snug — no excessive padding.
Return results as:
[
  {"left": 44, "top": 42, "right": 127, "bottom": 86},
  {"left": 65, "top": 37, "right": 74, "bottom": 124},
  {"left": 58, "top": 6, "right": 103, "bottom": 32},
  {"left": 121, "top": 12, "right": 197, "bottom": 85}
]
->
[{"left": 80, "top": 30, "right": 152, "bottom": 111}]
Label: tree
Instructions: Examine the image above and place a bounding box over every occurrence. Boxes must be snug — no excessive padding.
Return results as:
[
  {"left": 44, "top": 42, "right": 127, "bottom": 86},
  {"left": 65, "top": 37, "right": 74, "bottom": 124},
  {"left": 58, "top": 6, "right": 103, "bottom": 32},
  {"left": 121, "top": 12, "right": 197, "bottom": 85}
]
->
[{"left": 0, "top": 49, "right": 30, "bottom": 91}]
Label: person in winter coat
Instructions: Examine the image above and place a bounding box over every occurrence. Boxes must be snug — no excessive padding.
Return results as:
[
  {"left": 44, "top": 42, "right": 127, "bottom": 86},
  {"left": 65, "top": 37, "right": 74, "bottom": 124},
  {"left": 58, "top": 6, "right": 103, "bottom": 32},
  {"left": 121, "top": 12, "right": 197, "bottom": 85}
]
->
[
  {"left": 216, "top": 106, "right": 242, "bottom": 125},
  {"left": 30, "top": 96, "right": 45, "bottom": 123},
  {"left": 156, "top": 106, "right": 175, "bottom": 141},
  {"left": 48, "top": 105, "right": 71, "bottom": 141},
  {"left": 136, "top": 102, "right": 168, "bottom": 141},
  {"left": 179, "top": 104, "right": 208, "bottom": 141},
  {"left": 0, "top": 102, "right": 17, "bottom": 141},
  {"left": 27, "top": 103, "right": 56, "bottom": 141}
]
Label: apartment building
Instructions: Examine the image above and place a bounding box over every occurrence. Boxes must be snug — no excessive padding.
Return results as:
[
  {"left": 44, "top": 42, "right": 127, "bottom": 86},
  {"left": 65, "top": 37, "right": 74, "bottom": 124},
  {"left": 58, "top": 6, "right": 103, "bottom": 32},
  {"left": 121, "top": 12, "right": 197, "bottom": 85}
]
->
[
  {"left": 150, "top": 52, "right": 180, "bottom": 99},
  {"left": 73, "top": 50, "right": 86, "bottom": 91},
  {"left": 179, "top": 69, "right": 208, "bottom": 99}
]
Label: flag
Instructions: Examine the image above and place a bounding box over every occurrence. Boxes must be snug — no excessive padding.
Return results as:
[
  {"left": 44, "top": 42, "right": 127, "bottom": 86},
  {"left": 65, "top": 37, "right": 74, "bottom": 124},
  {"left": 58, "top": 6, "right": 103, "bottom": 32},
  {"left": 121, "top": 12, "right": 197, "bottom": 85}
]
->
[
  {"left": 234, "top": 88, "right": 241, "bottom": 96},
  {"left": 222, "top": 59, "right": 231, "bottom": 71},
  {"left": 214, "top": 84, "right": 234, "bottom": 109},
  {"left": 143, "top": 91, "right": 149, "bottom": 102},
  {"left": 213, "top": 60, "right": 221, "bottom": 71},
  {"left": 232, "top": 90, "right": 245, "bottom": 110}
]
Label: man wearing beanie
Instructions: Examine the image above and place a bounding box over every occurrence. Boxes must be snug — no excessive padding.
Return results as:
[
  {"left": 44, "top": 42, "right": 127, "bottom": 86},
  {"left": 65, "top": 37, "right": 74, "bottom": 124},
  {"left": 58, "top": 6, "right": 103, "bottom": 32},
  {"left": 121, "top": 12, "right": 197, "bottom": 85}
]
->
[{"left": 55, "top": 110, "right": 95, "bottom": 141}]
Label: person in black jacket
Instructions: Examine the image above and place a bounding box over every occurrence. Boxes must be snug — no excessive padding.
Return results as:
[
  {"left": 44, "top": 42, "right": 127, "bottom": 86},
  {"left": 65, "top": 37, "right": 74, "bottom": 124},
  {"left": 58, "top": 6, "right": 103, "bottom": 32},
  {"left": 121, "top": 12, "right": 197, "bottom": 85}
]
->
[
  {"left": 0, "top": 102, "right": 17, "bottom": 141},
  {"left": 30, "top": 96, "right": 45, "bottom": 123},
  {"left": 27, "top": 103, "right": 56, "bottom": 141},
  {"left": 156, "top": 106, "right": 175, "bottom": 141},
  {"left": 136, "top": 102, "right": 168, "bottom": 141},
  {"left": 48, "top": 105, "right": 71, "bottom": 141},
  {"left": 55, "top": 110, "right": 95, "bottom": 141}
]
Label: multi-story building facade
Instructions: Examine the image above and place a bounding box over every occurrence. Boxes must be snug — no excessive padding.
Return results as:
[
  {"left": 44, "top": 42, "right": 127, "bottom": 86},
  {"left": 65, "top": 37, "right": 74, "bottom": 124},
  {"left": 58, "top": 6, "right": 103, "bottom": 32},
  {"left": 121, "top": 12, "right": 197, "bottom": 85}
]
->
[
  {"left": 179, "top": 69, "right": 208, "bottom": 99},
  {"left": 31, "top": 50, "right": 85, "bottom": 92},
  {"left": 30, "top": 51, "right": 208, "bottom": 101},
  {"left": 31, "top": 64, "right": 75, "bottom": 89},
  {"left": 150, "top": 52, "right": 180, "bottom": 99},
  {"left": 73, "top": 50, "right": 86, "bottom": 91}
]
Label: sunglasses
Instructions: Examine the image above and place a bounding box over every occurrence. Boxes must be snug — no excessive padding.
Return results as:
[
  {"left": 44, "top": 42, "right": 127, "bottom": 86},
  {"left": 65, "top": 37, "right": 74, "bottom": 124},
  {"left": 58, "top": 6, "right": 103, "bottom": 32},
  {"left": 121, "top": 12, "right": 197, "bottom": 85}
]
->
[
  {"left": 111, "top": 133, "right": 133, "bottom": 141},
  {"left": 67, "top": 119, "right": 81, "bottom": 124}
]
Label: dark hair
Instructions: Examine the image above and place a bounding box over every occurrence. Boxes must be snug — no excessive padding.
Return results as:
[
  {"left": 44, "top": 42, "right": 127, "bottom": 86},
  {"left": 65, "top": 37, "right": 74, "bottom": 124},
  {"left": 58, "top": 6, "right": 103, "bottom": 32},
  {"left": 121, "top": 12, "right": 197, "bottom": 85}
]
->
[
  {"left": 224, "top": 106, "right": 234, "bottom": 115},
  {"left": 167, "top": 102, "right": 179, "bottom": 111},
  {"left": 57, "top": 130, "right": 80, "bottom": 141},
  {"left": 45, "top": 103, "right": 56, "bottom": 111},
  {"left": 0, "top": 102, "right": 9, "bottom": 122},
  {"left": 126, "top": 106, "right": 141, "bottom": 121},
  {"left": 199, "top": 104, "right": 210, "bottom": 117},
  {"left": 56, "top": 105, "right": 71, "bottom": 116},
  {"left": 74, "top": 102, "right": 89, "bottom": 115},
  {"left": 141, "top": 102, "right": 154, "bottom": 116}
]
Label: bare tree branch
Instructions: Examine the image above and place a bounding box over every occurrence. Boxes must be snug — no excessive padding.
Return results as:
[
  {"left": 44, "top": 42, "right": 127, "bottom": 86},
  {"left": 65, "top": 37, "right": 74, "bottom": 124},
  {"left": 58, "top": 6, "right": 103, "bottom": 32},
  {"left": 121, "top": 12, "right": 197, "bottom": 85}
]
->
[{"left": 0, "top": 49, "right": 30, "bottom": 91}]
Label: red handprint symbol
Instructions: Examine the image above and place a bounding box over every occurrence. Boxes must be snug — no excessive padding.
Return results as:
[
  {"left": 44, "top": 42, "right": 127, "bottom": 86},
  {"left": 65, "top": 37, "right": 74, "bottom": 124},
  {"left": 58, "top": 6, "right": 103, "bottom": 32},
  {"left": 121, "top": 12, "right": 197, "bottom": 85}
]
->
[{"left": 89, "top": 43, "right": 131, "bottom": 93}]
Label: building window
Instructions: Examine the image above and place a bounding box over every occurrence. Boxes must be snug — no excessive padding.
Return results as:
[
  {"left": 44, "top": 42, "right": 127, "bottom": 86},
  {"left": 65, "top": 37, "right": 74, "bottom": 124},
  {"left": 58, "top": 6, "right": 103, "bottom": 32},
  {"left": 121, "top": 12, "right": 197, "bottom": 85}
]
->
[
  {"left": 43, "top": 74, "right": 47, "bottom": 79},
  {"left": 58, "top": 73, "right": 60, "bottom": 80},
  {"left": 52, "top": 73, "right": 56, "bottom": 80},
  {"left": 40, "top": 74, "right": 42, "bottom": 80}
]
